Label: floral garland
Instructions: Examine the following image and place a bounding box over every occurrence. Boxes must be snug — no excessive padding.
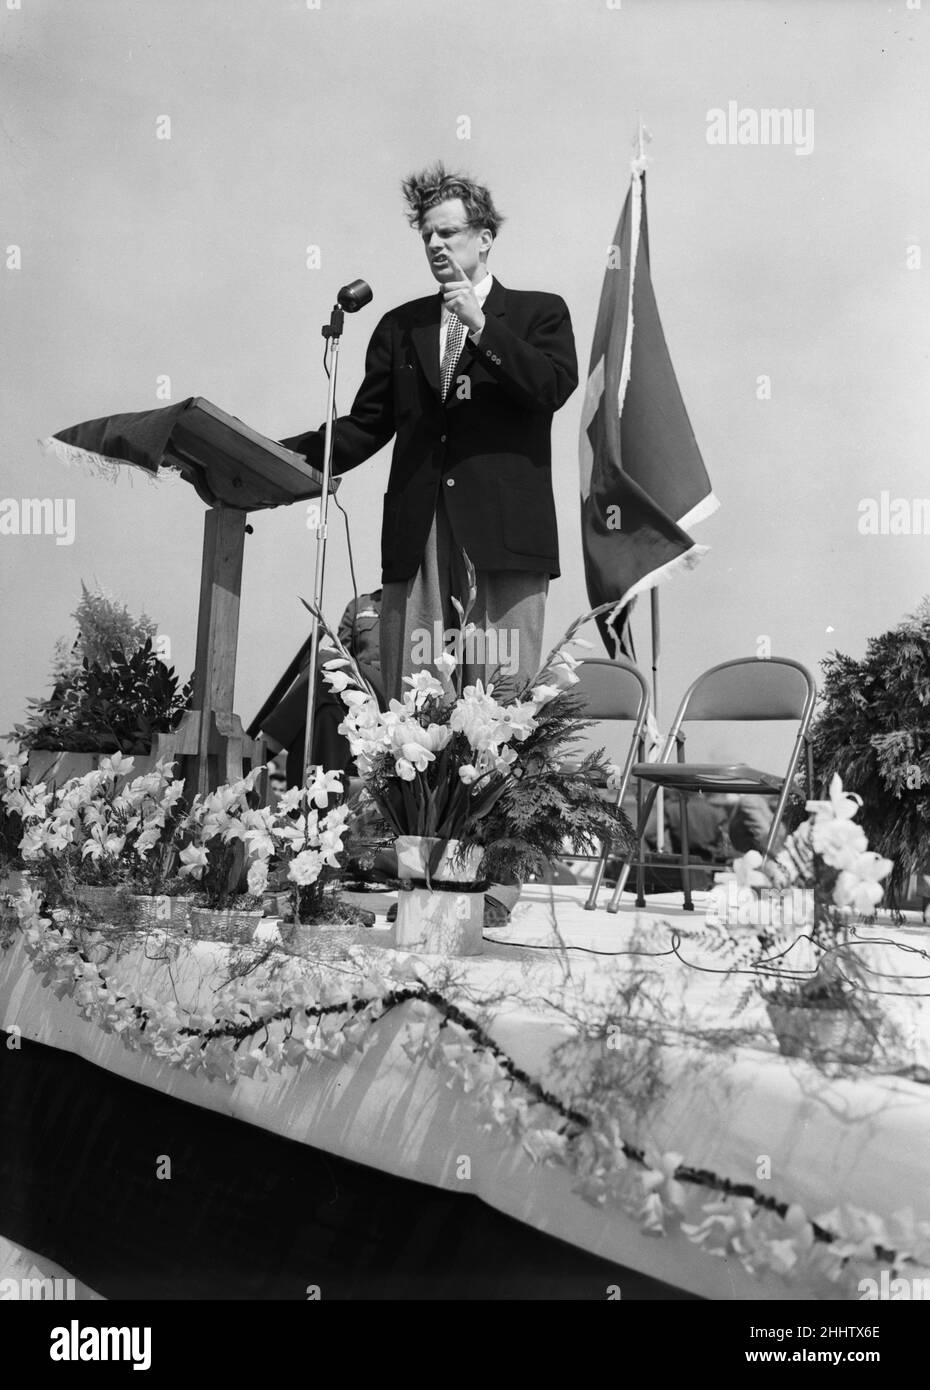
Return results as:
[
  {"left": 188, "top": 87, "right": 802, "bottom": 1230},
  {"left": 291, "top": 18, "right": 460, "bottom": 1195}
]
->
[{"left": 10, "top": 886, "right": 930, "bottom": 1299}]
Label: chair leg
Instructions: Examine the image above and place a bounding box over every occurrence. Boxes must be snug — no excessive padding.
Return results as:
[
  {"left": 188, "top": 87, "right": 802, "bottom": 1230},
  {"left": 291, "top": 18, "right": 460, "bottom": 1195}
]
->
[
  {"left": 585, "top": 837, "right": 610, "bottom": 910},
  {"left": 608, "top": 781, "right": 659, "bottom": 914},
  {"left": 679, "top": 792, "right": 694, "bottom": 911},
  {"left": 588, "top": 779, "right": 628, "bottom": 911},
  {"left": 608, "top": 859, "right": 631, "bottom": 912}
]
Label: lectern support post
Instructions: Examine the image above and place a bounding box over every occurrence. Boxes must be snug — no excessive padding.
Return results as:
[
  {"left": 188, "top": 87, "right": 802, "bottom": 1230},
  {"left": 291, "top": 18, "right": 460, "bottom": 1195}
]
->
[
  {"left": 301, "top": 303, "right": 344, "bottom": 783},
  {"left": 189, "top": 505, "right": 247, "bottom": 799},
  {"left": 156, "top": 503, "right": 264, "bottom": 804}
]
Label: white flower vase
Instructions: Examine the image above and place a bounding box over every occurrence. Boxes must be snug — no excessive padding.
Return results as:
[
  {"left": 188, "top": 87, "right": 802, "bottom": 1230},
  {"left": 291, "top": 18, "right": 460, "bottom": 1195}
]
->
[{"left": 393, "top": 836, "right": 485, "bottom": 956}]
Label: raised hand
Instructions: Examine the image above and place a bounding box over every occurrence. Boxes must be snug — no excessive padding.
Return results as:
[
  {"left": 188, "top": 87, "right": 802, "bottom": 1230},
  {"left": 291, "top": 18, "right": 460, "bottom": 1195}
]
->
[{"left": 442, "top": 256, "right": 486, "bottom": 336}]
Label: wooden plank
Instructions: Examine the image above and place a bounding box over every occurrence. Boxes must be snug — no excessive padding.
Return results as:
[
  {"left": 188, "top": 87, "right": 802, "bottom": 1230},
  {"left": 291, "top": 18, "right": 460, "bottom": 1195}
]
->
[
  {"left": 185, "top": 507, "right": 247, "bottom": 798},
  {"left": 162, "top": 398, "right": 339, "bottom": 510}
]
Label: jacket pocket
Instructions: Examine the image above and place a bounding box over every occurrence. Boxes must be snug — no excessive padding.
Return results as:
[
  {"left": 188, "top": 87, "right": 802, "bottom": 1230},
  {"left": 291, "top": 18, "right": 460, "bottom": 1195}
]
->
[{"left": 499, "top": 480, "right": 553, "bottom": 558}]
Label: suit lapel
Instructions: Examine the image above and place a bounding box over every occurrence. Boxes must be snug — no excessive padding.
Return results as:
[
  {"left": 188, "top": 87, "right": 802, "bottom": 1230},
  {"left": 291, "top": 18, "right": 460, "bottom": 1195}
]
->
[
  {"left": 481, "top": 276, "right": 507, "bottom": 321},
  {"left": 411, "top": 298, "right": 441, "bottom": 396}
]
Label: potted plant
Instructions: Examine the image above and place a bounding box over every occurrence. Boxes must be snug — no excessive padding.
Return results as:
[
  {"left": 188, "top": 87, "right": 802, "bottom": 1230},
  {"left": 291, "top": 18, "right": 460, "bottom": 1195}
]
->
[
  {"left": 11, "top": 583, "right": 192, "bottom": 784},
  {"left": 720, "top": 775, "right": 894, "bottom": 1069},
  {"left": 251, "top": 768, "right": 370, "bottom": 954},
  {"left": 176, "top": 767, "right": 271, "bottom": 945},
  {"left": 309, "top": 576, "right": 633, "bottom": 956},
  {"left": 8, "top": 753, "right": 187, "bottom": 929},
  {"left": 807, "top": 598, "right": 930, "bottom": 909},
  {"left": 115, "top": 762, "right": 194, "bottom": 927}
]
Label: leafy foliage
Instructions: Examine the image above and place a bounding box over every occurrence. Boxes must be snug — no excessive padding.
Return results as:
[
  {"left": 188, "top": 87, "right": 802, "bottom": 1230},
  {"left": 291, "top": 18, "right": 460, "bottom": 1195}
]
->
[
  {"left": 11, "top": 584, "right": 186, "bottom": 755},
  {"left": 460, "top": 693, "right": 635, "bottom": 884},
  {"left": 807, "top": 598, "right": 930, "bottom": 903},
  {"left": 14, "top": 639, "right": 192, "bottom": 754},
  {"left": 51, "top": 582, "right": 157, "bottom": 681}
]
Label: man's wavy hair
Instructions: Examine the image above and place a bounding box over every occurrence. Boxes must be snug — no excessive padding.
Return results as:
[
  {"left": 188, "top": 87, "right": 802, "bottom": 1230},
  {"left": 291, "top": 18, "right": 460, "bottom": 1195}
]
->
[{"left": 401, "top": 162, "right": 504, "bottom": 239}]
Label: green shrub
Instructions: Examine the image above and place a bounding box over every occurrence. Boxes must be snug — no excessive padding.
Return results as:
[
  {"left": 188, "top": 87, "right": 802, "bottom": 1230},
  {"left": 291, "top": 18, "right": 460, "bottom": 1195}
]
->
[{"left": 808, "top": 598, "right": 930, "bottom": 905}]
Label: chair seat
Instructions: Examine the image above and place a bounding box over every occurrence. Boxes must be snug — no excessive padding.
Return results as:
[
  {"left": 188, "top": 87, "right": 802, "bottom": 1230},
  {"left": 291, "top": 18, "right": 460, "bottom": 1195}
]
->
[{"left": 632, "top": 762, "right": 783, "bottom": 795}]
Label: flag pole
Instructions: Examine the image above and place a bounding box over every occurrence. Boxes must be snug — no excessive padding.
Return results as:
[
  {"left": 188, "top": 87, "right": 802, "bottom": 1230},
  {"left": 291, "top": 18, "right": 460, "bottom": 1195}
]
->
[{"left": 634, "top": 113, "right": 666, "bottom": 853}]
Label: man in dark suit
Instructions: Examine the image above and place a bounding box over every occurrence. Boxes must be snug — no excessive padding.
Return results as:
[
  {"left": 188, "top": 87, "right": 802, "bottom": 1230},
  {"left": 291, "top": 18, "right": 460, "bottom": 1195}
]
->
[{"left": 281, "top": 162, "right": 578, "bottom": 702}]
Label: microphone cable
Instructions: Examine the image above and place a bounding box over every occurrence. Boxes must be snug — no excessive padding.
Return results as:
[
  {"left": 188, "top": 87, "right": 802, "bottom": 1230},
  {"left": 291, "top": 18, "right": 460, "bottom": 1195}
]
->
[{"left": 321, "top": 338, "right": 361, "bottom": 660}]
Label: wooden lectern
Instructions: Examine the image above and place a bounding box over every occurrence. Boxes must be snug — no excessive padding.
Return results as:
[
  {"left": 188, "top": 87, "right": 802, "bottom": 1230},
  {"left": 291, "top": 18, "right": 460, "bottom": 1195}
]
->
[{"left": 147, "top": 399, "right": 335, "bottom": 802}]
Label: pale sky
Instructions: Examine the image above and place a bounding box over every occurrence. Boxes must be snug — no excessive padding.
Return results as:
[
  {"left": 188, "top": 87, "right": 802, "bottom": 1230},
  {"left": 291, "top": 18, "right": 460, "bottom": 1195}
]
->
[{"left": 2, "top": 0, "right": 928, "bottom": 771}]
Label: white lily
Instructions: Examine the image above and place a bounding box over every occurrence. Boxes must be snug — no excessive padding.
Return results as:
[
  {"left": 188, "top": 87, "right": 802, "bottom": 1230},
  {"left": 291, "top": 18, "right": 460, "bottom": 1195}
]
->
[
  {"left": 178, "top": 843, "right": 209, "bottom": 878},
  {"left": 833, "top": 852, "right": 894, "bottom": 914},
  {"left": 805, "top": 773, "right": 862, "bottom": 823}
]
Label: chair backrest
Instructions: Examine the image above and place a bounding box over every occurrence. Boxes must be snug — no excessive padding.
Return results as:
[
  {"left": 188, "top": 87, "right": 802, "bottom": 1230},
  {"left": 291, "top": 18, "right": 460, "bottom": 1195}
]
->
[
  {"left": 572, "top": 657, "right": 651, "bottom": 723},
  {"left": 674, "top": 657, "right": 816, "bottom": 727}
]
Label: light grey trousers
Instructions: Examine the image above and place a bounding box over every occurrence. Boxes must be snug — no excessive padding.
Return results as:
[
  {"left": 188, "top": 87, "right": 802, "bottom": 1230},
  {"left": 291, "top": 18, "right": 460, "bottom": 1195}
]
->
[{"left": 380, "top": 494, "right": 549, "bottom": 705}]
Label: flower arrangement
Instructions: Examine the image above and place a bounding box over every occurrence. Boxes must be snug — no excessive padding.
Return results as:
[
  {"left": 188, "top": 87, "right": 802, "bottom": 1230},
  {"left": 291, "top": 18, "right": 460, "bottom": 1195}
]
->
[
  {"left": 306, "top": 579, "right": 633, "bottom": 885},
  {"left": 175, "top": 765, "right": 270, "bottom": 911},
  {"left": 257, "top": 769, "right": 353, "bottom": 924},
  {"left": 1, "top": 750, "right": 361, "bottom": 934},
  {"left": 8, "top": 753, "right": 187, "bottom": 897},
  {"left": 174, "top": 765, "right": 355, "bottom": 926},
  {"left": 713, "top": 774, "right": 895, "bottom": 1064},
  {"left": 11, "top": 584, "right": 192, "bottom": 755}
]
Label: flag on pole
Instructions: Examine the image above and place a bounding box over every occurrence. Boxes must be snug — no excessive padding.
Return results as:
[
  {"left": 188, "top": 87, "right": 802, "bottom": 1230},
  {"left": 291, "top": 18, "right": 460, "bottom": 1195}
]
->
[{"left": 579, "top": 158, "right": 718, "bottom": 657}]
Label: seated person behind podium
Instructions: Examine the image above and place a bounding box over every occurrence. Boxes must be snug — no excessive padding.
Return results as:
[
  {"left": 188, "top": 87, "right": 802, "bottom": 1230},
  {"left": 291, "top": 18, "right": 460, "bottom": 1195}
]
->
[{"left": 258, "top": 589, "right": 383, "bottom": 787}]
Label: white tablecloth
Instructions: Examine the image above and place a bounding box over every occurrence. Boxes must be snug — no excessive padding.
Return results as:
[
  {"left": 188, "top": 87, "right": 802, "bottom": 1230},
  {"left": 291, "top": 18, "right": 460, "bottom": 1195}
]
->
[{"left": 3, "top": 886, "right": 929, "bottom": 1301}]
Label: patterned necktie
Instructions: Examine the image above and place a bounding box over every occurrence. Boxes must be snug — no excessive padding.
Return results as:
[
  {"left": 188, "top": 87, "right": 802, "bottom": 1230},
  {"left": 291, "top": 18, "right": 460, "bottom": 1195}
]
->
[{"left": 440, "top": 313, "right": 467, "bottom": 401}]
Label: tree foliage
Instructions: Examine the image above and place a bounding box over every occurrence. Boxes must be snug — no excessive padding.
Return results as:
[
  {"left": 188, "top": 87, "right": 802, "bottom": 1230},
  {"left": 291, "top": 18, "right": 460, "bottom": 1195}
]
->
[{"left": 807, "top": 598, "right": 930, "bottom": 903}]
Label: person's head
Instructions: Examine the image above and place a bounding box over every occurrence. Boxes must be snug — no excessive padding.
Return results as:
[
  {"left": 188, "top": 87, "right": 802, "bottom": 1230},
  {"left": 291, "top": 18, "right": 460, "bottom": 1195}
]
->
[{"left": 401, "top": 162, "right": 504, "bottom": 287}]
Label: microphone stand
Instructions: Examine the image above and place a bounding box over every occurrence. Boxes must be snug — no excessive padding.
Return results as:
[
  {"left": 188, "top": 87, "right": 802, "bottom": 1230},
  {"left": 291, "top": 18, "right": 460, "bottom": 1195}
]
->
[{"left": 301, "top": 302, "right": 344, "bottom": 784}]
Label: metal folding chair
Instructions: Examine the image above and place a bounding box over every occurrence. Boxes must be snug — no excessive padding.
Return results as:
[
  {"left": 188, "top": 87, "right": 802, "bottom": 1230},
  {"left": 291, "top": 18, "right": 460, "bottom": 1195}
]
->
[
  {"left": 559, "top": 657, "right": 651, "bottom": 911},
  {"left": 610, "top": 657, "right": 817, "bottom": 913}
]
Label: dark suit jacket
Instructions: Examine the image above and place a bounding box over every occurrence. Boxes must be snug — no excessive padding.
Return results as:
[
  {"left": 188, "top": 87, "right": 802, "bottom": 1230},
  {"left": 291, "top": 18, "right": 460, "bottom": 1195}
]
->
[{"left": 281, "top": 278, "right": 578, "bottom": 583}]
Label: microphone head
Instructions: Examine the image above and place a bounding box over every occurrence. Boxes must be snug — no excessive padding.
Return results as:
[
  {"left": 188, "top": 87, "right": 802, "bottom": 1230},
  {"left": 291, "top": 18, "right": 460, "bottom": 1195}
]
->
[{"left": 337, "top": 279, "right": 373, "bottom": 312}]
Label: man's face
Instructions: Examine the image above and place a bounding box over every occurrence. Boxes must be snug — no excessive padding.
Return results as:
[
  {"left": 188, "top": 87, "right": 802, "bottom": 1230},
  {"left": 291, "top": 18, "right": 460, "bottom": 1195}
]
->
[{"left": 420, "top": 198, "right": 489, "bottom": 285}]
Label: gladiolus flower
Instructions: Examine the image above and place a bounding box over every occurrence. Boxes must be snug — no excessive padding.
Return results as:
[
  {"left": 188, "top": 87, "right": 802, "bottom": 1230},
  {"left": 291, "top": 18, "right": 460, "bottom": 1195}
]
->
[
  {"left": 810, "top": 817, "right": 868, "bottom": 870},
  {"left": 247, "top": 859, "right": 270, "bottom": 897},
  {"left": 833, "top": 852, "right": 893, "bottom": 914},
  {"left": 403, "top": 670, "right": 445, "bottom": 703},
  {"left": 288, "top": 848, "right": 324, "bottom": 886},
  {"left": 805, "top": 773, "right": 862, "bottom": 823},
  {"left": 178, "top": 843, "right": 209, "bottom": 878},
  {"left": 307, "top": 767, "right": 343, "bottom": 808}
]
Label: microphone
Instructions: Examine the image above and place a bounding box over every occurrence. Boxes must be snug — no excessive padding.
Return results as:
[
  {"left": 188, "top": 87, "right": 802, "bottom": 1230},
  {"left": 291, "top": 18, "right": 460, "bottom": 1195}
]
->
[{"left": 337, "top": 279, "right": 373, "bottom": 312}]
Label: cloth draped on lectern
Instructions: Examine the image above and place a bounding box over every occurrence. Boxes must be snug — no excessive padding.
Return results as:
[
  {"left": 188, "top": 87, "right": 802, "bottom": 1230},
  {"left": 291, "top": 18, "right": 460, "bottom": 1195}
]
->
[
  {"left": 40, "top": 399, "right": 197, "bottom": 481},
  {"left": 38, "top": 397, "right": 327, "bottom": 513}
]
